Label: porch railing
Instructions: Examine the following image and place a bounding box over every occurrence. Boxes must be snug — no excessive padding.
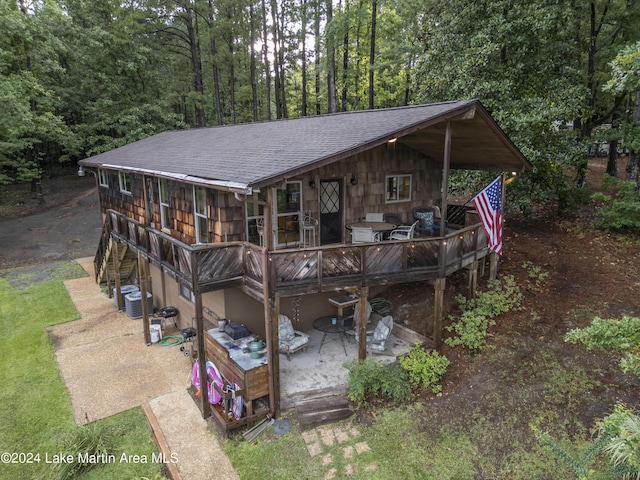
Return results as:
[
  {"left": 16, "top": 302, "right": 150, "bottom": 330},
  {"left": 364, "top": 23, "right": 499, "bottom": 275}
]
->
[{"left": 104, "top": 209, "right": 490, "bottom": 297}]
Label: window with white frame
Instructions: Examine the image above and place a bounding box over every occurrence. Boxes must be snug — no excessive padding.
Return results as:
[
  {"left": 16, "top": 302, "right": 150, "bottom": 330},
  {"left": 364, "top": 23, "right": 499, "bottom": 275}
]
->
[
  {"left": 98, "top": 169, "right": 108, "bottom": 187},
  {"left": 385, "top": 174, "right": 412, "bottom": 203},
  {"left": 194, "top": 185, "right": 208, "bottom": 243},
  {"left": 245, "top": 190, "right": 266, "bottom": 246},
  {"left": 159, "top": 178, "right": 170, "bottom": 231},
  {"left": 119, "top": 171, "right": 132, "bottom": 194}
]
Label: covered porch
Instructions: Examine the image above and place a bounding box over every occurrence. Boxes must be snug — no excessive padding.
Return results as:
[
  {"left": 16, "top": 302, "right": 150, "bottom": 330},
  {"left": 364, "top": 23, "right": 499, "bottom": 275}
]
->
[{"left": 278, "top": 320, "right": 427, "bottom": 412}]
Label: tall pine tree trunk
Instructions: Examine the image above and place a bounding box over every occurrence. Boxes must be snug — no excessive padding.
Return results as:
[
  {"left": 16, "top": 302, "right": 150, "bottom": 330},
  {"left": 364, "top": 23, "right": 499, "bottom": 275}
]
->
[
  {"left": 326, "top": 0, "right": 337, "bottom": 113},
  {"left": 249, "top": 2, "right": 258, "bottom": 122},
  {"left": 340, "top": 0, "right": 349, "bottom": 112},
  {"left": 626, "top": 86, "right": 640, "bottom": 187},
  {"left": 301, "top": 0, "right": 308, "bottom": 116},
  {"left": 185, "top": 5, "right": 206, "bottom": 127},
  {"left": 314, "top": 1, "right": 322, "bottom": 115},
  {"left": 207, "top": 0, "right": 224, "bottom": 125},
  {"left": 261, "top": 0, "right": 272, "bottom": 120},
  {"left": 368, "top": 0, "right": 377, "bottom": 110},
  {"left": 270, "top": 0, "right": 283, "bottom": 118}
]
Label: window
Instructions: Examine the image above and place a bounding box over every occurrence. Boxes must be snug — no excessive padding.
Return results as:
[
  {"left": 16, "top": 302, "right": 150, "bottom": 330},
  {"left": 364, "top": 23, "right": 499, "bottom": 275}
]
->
[
  {"left": 180, "top": 282, "right": 195, "bottom": 303},
  {"left": 245, "top": 190, "right": 266, "bottom": 246},
  {"left": 194, "top": 185, "right": 208, "bottom": 243},
  {"left": 98, "top": 169, "right": 108, "bottom": 187},
  {"left": 119, "top": 171, "right": 132, "bottom": 194},
  {"left": 159, "top": 178, "right": 170, "bottom": 231},
  {"left": 275, "top": 181, "right": 302, "bottom": 247},
  {"left": 385, "top": 174, "right": 412, "bottom": 203}
]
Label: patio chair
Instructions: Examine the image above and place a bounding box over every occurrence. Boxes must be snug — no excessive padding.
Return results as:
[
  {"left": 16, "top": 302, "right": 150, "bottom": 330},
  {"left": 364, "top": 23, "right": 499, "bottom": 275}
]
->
[
  {"left": 365, "top": 212, "right": 384, "bottom": 222},
  {"left": 301, "top": 211, "right": 318, "bottom": 247},
  {"left": 278, "top": 314, "right": 310, "bottom": 361},
  {"left": 388, "top": 220, "right": 419, "bottom": 240},
  {"left": 351, "top": 226, "right": 381, "bottom": 243},
  {"left": 345, "top": 301, "right": 373, "bottom": 338},
  {"left": 366, "top": 315, "right": 394, "bottom": 355}
]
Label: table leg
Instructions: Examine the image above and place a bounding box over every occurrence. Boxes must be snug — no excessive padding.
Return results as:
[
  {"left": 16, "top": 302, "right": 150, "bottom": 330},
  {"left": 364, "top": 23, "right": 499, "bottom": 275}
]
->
[{"left": 318, "top": 332, "right": 328, "bottom": 353}]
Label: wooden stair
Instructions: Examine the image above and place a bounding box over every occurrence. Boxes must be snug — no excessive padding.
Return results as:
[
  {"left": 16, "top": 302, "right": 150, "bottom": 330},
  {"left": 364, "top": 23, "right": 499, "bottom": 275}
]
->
[
  {"left": 295, "top": 395, "right": 353, "bottom": 429},
  {"left": 94, "top": 219, "right": 137, "bottom": 285}
]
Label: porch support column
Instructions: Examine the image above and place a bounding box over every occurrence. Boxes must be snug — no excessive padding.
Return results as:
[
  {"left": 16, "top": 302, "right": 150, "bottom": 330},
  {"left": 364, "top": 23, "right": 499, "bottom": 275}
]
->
[
  {"left": 357, "top": 287, "right": 369, "bottom": 360},
  {"left": 467, "top": 260, "right": 478, "bottom": 299},
  {"left": 433, "top": 278, "right": 446, "bottom": 349},
  {"left": 137, "top": 250, "right": 151, "bottom": 346},
  {"left": 489, "top": 253, "right": 499, "bottom": 280},
  {"left": 113, "top": 239, "right": 122, "bottom": 310},
  {"left": 263, "top": 186, "right": 279, "bottom": 417},
  {"left": 439, "top": 121, "right": 452, "bottom": 238},
  {"left": 192, "top": 250, "right": 211, "bottom": 419},
  {"left": 264, "top": 297, "right": 280, "bottom": 418}
]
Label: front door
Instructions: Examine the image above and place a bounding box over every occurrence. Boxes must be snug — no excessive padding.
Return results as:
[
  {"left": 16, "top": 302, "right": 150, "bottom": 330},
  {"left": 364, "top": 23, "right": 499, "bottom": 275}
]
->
[{"left": 320, "top": 179, "right": 342, "bottom": 244}]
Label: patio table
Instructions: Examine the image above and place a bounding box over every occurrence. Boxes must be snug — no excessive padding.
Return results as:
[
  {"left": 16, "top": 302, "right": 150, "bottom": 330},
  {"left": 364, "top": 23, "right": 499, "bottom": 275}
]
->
[{"left": 313, "top": 316, "right": 349, "bottom": 355}]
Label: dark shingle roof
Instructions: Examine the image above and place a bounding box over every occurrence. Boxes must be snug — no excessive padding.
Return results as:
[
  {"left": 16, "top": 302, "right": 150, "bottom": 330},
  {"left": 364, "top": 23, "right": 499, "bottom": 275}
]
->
[{"left": 79, "top": 100, "right": 531, "bottom": 191}]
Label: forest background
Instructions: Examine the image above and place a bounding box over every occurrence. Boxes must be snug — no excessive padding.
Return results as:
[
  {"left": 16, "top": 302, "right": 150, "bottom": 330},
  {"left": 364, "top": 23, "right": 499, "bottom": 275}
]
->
[{"left": 2, "top": 0, "right": 640, "bottom": 213}]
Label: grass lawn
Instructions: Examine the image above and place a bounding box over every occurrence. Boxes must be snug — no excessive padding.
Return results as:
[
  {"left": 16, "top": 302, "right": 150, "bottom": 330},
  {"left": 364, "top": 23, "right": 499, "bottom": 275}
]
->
[{"left": 0, "top": 262, "right": 165, "bottom": 480}]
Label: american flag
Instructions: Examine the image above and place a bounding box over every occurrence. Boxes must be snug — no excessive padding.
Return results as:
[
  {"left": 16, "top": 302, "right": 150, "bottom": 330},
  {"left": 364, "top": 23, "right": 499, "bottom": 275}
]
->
[{"left": 472, "top": 176, "right": 503, "bottom": 255}]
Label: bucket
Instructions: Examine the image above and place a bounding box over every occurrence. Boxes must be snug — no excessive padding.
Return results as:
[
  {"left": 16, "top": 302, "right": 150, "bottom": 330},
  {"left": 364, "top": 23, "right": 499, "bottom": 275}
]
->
[
  {"left": 150, "top": 324, "right": 162, "bottom": 344},
  {"left": 250, "top": 340, "right": 265, "bottom": 359},
  {"left": 218, "top": 318, "right": 227, "bottom": 332}
]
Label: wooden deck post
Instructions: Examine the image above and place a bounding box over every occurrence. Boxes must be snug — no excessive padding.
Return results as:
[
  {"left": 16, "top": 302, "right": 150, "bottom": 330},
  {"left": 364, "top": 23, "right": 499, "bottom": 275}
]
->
[
  {"left": 357, "top": 287, "right": 369, "bottom": 360},
  {"left": 433, "top": 278, "right": 446, "bottom": 349},
  {"left": 192, "top": 251, "right": 211, "bottom": 420},
  {"left": 489, "top": 252, "right": 499, "bottom": 280},
  {"left": 467, "top": 260, "right": 478, "bottom": 299},
  {"left": 137, "top": 251, "right": 151, "bottom": 345},
  {"left": 269, "top": 297, "right": 280, "bottom": 418},
  {"left": 113, "top": 239, "right": 122, "bottom": 311}
]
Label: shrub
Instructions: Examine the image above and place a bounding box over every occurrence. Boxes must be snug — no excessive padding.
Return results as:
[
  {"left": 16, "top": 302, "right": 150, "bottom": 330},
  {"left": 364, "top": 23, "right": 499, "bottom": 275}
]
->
[
  {"left": 592, "top": 175, "right": 640, "bottom": 231},
  {"left": 345, "top": 359, "right": 413, "bottom": 407},
  {"left": 53, "top": 421, "right": 115, "bottom": 480},
  {"left": 564, "top": 315, "right": 640, "bottom": 376},
  {"left": 399, "top": 342, "right": 449, "bottom": 393},
  {"left": 445, "top": 275, "right": 522, "bottom": 352}
]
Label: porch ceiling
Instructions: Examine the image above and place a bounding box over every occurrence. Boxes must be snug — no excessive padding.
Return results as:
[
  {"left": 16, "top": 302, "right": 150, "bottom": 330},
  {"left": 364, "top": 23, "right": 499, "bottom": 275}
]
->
[{"left": 398, "top": 110, "right": 528, "bottom": 172}]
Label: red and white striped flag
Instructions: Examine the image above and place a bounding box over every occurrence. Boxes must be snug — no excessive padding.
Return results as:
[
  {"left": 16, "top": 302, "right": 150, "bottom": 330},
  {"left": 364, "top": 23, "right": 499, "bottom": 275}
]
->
[{"left": 472, "top": 176, "right": 503, "bottom": 255}]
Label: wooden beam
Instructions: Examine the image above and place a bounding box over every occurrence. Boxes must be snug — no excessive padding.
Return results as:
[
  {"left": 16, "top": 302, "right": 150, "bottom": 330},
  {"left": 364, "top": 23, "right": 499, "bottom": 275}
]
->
[
  {"left": 467, "top": 261, "right": 478, "bottom": 299},
  {"left": 112, "top": 239, "right": 122, "bottom": 310},
  {"left": 138, "top": 251, "right": 151, "bottom": 345},
  {"left": 489, "top": 252, "right": 498, "bottom": 280},
  {"left": 263, "top": 249, "right": 279, "bottom": 418},
  {"left": 433, "top": 278, "right": 446, "bottom": 349},
  {"left": 357, "top": 287, "right": 369, "bottom": 360},
  {"left": 440, "top": 121, "right": 452, "bottom": 238},
  {"left": 193, "top": 251, "right": 210, "bottom": 420}
]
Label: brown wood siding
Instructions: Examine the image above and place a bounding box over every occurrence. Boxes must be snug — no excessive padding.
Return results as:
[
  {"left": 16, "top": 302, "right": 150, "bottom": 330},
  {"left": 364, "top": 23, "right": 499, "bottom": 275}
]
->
[{"left": 99, "top": 142, "right": 442, "bottom": 248}]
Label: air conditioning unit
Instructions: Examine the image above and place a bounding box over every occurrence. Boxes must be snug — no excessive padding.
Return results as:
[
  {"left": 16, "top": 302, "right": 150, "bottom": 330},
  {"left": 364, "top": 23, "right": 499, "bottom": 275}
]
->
[{"left": 125, "top": 291, "right": 153, "bottom": 319}]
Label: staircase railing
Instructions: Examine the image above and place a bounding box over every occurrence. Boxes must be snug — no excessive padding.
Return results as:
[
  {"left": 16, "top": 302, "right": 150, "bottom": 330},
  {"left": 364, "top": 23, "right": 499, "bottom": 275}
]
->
[{"left": 94, "top": 217, "right": 112, "bottom": 284}]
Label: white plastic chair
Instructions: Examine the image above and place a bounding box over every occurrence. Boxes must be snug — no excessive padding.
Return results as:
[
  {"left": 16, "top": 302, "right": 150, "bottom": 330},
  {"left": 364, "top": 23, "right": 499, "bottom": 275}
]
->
[
  {"left": 365, "top": 213, "right": 384, "bottom": 222},
  {"left": 388, "top": 220, "right": 419, "bottom": 240},
  {"left": 351, "top": 226, "right": 380, "bottom": 243}
]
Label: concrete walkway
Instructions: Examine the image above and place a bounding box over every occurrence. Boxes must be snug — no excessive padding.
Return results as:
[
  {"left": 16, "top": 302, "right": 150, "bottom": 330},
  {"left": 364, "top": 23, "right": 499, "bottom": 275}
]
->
[{"left": 51, "top": 257, "right": 238, "bottom": 480}]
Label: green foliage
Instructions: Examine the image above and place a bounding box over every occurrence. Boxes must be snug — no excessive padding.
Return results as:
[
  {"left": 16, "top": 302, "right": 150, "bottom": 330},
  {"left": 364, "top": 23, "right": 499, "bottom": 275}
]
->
[
  {"left": 399, "top": 341, "right": 449, "bottom": 393},
  {"left": 345, "top": 359, "right": 413, "bottom": 406},
  {"left": 53, "top": 422, "right": 115, "bottom": 480},
  {"left": 521, "top": 261, "right": 549, "bottom": 291},
  {"left": 564, "top": 315, "right": 640, "bottom": 376},
  {"left": 534, "top": 405, "right": 640, "bottom": 479},
  {"left": 602, "top": 413, "right": 640, "bottom": 478},
  {"left": 592, "top": 176, "right": 640, "bottom": 231},
  {"left": 445, "top": 275, "right": 522, "bottom": 352},
  {"left": 0, "top": 264, "right": 164, "bottom": 480}
]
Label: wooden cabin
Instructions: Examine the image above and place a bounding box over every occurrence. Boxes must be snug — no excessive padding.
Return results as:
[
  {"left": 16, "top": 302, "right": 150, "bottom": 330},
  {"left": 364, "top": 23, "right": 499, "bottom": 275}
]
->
[{"left": 79, "top": 100, "right": 532, "bottom": 432}]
